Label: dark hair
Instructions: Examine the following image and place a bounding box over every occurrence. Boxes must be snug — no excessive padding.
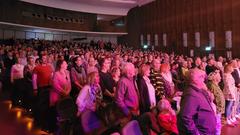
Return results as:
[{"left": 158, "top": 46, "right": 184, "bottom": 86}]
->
[
  {"left": 55, "top": 60, "right": 65, "bottom": 71},
  {"left": 98, "top": 57, "right": 106, "bottom": 68}
]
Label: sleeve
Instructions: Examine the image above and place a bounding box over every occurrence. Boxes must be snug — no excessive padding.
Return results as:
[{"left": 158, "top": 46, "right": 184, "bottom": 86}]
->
[
  {"left": 32, "top": 69, "right": 38, "bottom": 90},
  {"left": 180, "top": 95, "right": 200, "bottom": 135},
  {"left": 76, "top": 86, "right": 88, "bottom": 113},
  {"left": 71, "top": 68, "right": 78, "bottom": 82},
  {"left": 115, "top": 80, "right": 129, "bottom": 116}
]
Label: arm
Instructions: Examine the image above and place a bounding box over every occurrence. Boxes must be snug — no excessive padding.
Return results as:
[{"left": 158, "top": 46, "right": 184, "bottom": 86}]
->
[
  {"left": 115, "top": 80, "right": 129, "bottom": 116},
  {"left": 71, "top": 68, "right": 83, "bottom": 89},
  {"left": 76, "top": 86, "right": 88, "bottom": 115}
]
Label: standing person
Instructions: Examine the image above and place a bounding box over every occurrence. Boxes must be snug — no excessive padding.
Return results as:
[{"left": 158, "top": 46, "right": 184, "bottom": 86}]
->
[
  {"left": 231, "top": 60, "right": 240, "bottom": 118},
  {"left": 32, "top": 55, "right": 53, "bottom": 131},
  {"left": 51, "top": 60, "right": 71, "bottom": 106},
  {"left": 50, "top": 60, "right": 71, "bottom": 132},
  {"left": 150, "top": 59, "right": 163, "bottom": 101},
  {"left": 10, "top": 57, "right": 24, "bottom": 106},
  {"left": 178, "top": 68, "right": 216, "bottom": 135},
  {"left": 207, "top": 70, "right": 225, "bottom": 135},
  {"left": 223, "top": 64, "right": 238, "bottom": 126},
  {"left": 98, "top": 57, "right": 114, "bottom": 103},
  {"left": 137, "top": 64, "right": 156, "bottom": 114},
  {"left": 23, "top": 56, "right": 36, "bottom": 112},
  {"left": 70, "top": 56, "right": 86, "bottom": 100},
  {"left": 115, "top": 62, "right": 140, "bottom": 119}
]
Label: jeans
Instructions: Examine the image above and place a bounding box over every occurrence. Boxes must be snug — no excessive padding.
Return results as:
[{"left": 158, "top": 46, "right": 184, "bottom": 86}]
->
[
  {"left": 215, "top": 114, "right": 222, "bottom": 135},
  {"left": 225, "top": 100, "right": 235, "bottom": 118}
]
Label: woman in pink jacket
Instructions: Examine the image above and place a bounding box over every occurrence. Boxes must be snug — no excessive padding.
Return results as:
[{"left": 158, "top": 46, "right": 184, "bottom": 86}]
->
[{"left": 50, "top": 60, "right": 71, "bottom": 106}]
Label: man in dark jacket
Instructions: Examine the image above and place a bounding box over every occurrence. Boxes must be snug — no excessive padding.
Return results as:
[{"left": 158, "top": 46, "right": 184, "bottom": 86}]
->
[{"left": 178, "top": 68, "right": 216, "bottom": 135}]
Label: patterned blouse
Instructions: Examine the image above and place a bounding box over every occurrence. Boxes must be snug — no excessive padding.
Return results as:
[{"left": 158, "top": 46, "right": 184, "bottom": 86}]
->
[
  {"left": 150, "top": 68, "right": 165, "bottom": 101},
  {"left": 207, "top": 81, "right": 225, "bottom": 114}
]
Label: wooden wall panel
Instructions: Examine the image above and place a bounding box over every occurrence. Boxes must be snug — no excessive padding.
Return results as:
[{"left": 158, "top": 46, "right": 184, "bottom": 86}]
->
[{"left": 128, "top": 0, "right": 240, "bottom": 57}]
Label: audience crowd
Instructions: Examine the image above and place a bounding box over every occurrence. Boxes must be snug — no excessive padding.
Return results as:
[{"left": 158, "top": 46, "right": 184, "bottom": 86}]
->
[{"left": 1, "top": 39, "right": 240, "bottom": 135}]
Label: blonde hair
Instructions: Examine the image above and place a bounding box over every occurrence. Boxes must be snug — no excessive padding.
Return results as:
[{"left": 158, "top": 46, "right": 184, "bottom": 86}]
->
[
  {"left": 157, "top": 98, "right": 175, "bottom": 115},
  {"left": 224, "top": 64, "right": 233, "bottom": 73},
  {"left": 87, "top": 71, "right": 99, "bottom": 85}
]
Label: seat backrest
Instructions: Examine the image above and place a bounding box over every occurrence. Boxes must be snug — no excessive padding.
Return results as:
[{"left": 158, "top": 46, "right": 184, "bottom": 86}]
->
[
  {"left": 56, "top": 97, "right": 77, "bottom": 120},
  {"left": 122, "top": 120, "right": 143, "bottom": 135},
  {"left": 81, "top": 110, "right": 101, "bottom": 133}
]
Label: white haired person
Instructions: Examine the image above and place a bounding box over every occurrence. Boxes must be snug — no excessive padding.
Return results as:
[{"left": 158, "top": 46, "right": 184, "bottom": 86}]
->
[
  {"left": 116, "top": 62, "right": 140, "bottom": 119},
  {"left": 207, "top": 70, "right": 225, "bottom": 134}
]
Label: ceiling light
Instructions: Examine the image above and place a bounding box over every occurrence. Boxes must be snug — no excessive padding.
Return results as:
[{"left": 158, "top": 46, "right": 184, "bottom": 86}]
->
[{"left": 102, "top": 0, "right": 136, "bottom": 4}]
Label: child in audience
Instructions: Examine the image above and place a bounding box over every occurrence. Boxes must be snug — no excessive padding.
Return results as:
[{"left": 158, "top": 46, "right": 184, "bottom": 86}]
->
[{"left": 157, "top": 98, "right": 178, "bottom": 135}]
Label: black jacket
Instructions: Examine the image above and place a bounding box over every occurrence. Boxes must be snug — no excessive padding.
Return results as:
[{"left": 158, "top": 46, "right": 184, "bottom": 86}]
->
[{"left": 137, "top": 75, "right": 151, "bottom": 114}]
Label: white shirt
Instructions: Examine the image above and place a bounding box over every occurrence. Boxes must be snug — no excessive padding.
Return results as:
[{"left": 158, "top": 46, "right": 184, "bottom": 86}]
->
[{"left": 143, "top": 76, "right": 156, "bottom": 108}]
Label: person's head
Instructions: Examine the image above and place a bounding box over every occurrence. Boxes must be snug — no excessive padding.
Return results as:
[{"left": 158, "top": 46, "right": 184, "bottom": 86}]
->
[
  {"left": 218, "top": 56, "right": 224, "bottom": 62},
  {"left": 27, "top": 56, "right": 35, "bottom": 65},
  {"left": 73, "top": 56, "right": 83, "bottom": 67},
  {"left": 98, "top": 57, "right": 111, "bottom": 71},
  {"left": 152, "top": 59, "right": 161, "bottom": 70},
  {"left": 230, "top": 59, "right": 238, "bottom": 68},
  {"left": 208, "top": 70, "right": 221, "bottom": 84},
  {"left": 171, "top": 62, "right": 179, "bottom": 70},
  {"left": 207, "top": 58, "right": 215, "bottom": 66},
  {"left": 111, "top": 66, "right": 121, "bottom": 78},
  {"left": 157, "top": 98, "right": 174, "bottom": 114},
  {"left": 138, "top": 64, "right": 151, "bottom": 77},
  {"left": 87, "top": 71, "right": 100, "bottom": 85},
  {"left": 160, "top": 63, "right": 170, "bottom": 73},
  {"left": 189, "top": 68, "right": 206, "bottom": 88},
  {"left": 195, "top": 57, "right": 202, "bottom": 66},
  {"left": 224, "top": 64, "right": 233, "bottom": 73},
  {"left": 55, "top": 60, "right": 67, "bottom": 71},
  {"left": 88, "top": 57, "right": 96, "bottom": 67},
  {"left": 122, "top": 62, "right": 135, "bottom": 78},
  {"left": 41, "top": 55, "right": 48, "bottom": 64}
]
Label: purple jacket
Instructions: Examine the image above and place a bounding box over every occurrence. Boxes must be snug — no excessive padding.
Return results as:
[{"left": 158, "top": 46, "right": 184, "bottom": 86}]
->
[
  {"left": 115, "top": 76, "right": 139, "bottom": 116},
  {"left": 177, "top": 85, "right": 216, "bottom": 135}
]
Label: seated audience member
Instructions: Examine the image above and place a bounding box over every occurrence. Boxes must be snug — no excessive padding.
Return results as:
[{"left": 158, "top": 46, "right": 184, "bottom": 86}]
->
[
  {"left": 137, "top": 64, "right": 156, "bottom": 114},
  {"left": 223, "top": 64, "right": 238, "bottom": 126},
  {"left": 157, "top": 98, "right": 178, "bottom": 135},
  {"left": 115, "top": 62, "right": 139, "bottom": 118},
  {"left": 76, "top": 71, "right": 102, "bottom": 116},
  {"left": 178, "top": 68, "right": 216, "bottom": 135},
  {"left": 207, "top": 70, "right": 225, "bottom": 135},
  {"left": 70, "top": 56, "right": 87, "bottom": 100}
]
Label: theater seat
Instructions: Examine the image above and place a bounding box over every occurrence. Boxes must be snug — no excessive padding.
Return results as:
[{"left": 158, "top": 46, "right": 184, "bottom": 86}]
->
[
  {"left": 122, "top": 120, "right": 143, "bottom": 135},
  {"left": 81, "top": 110, "right": 102, "bottom": 133}
]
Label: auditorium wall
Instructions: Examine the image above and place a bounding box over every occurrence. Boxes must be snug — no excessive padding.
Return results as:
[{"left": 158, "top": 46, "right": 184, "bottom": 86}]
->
[
  {"left": 0, "top": 1, "right": 126, "bottom": 33},
  {"left": 0, "top": 28, "right": 118, "bottom": 43},
  {"left": 127, "top": 0, "right": 240, "bottom": 58}
]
